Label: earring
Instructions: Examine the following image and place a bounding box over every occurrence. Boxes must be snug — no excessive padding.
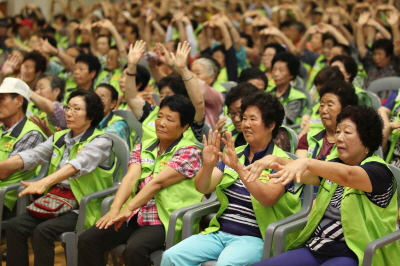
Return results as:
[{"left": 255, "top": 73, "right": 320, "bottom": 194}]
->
[{"left": 365, "top": 148, "right": 369, "bottom": 154}]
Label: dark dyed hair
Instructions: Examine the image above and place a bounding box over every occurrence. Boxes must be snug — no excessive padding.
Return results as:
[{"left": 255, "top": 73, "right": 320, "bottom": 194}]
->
[
  {"left": 237, "top": 67, "right": 268, "bottom": 90},
  {"left": 136, "top": 65, "right": 151, "bottom": 91},
  {"left": 23, "top": 50, "right": 47, "bottom": 74},
  {"left": 319, "top": 80, "right": 358, "bottom": 109},
  {"left": 322, "top": 33, "right": 337, "bottom": 46},
  {"left": 67, "top": 89, "right": 104, "bottom": 127},
  {"left": 96, "top": 83, "right": 118, "bottom": 102},
  {"left": 240, "top": 32, "right": 254, "bottom": 48},
  {"left": 241, "top": 91, "right": 285, "bottom": 138},
  {"left": 314, "top": 66, "right": 345, "bottom": 87},
  {"left": 372, "top": 38, "right": 393, "bottom": 58},
  {"left": 75, "top": 53, "right": 101, "bottom": 79},
  {"left": 37, "top": 73, "right": 66, "bottom": 102},
  {"left": 10, "top": 93, "right": 28, "bottom": 113},
  {"left": 336, "top": 105, "right": 383, "bottom": 154},
  {"left": 333, "top": 43, "right": 351, "bottom": 56},
  {"left": 225, "top": 83, "right": 259, "bottom": 107},
  {"left": 289, "top": 21, "right": 306, "bottom": 34},
  {"left": 97, "top": 34, "right": 111, "bottom": 46},
  {"left": 159, "top": 94, "right": 195, "bottom": 127},
  {"left": 54, "top": 14, "right": 68, "bottom": 24},
  {"left": 330, "top": 55, "right": 358, "bottom": 82},
  {"left": 212, "top": 44, "right": 226, "bottom": 56},
  {"left": 271, "top": 52, "right": 300, "bottom": 80},
  {"left": 263, "top": 43, "right": 286, "bottom": 54},
  {"left": 157, "top": 73, "right": 188, "bottom": 97}
]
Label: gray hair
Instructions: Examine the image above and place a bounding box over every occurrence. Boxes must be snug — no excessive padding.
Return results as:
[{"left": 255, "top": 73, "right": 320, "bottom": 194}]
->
[
  {"left": 192, "top": 57, "right": 220, "bottom": 83},
  {"left": 37, "top": 73, "right": 66, "bottom": 102}
]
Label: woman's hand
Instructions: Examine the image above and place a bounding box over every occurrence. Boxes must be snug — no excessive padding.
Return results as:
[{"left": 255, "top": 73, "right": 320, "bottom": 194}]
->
[
  {"left": 29, "top": 115, "right": 54, "bottom": 137},
  {"left": 19, "top": 179, "right": 48, "bottom": 197},
  {"left": 219, "top": 132, "right": 240, "bottom": 171},
  {"left": 96, "top": 208, "right": 120, "bottom": 229},
  {"left": 269, "top": 158, "right": 310, "bottom": 185},
  {"left": 216, "top": 117, "right": 227, "bottom": 137},
  {"left": 170, "top": 41, "right": 191, "bottom": 75},
  {"left": 243, "top": 155, "right": 277, "bottom": 182},
  {"left": 2, "top": 53, "right": 22, "bottom": 77},
  {"left": 112, "top": 207, "right": 134, "bottom": 231},
  {"left": 155, "top": 42, "right": 174, "bottom": 68},
  {"left": 389, "top": 121, "right": 400, "bottom": 132},
  {"left": 203, "top": 130, "right": 221, "bottom": 167},
  {"left": 387, "top": 10, "right": 399, "bottom": 26},
  {"left": 127, "top": 40, "right": 146, "bottom": 67},
  {"left": 357, "top": 11, "right": 371, "bottom": 26}
]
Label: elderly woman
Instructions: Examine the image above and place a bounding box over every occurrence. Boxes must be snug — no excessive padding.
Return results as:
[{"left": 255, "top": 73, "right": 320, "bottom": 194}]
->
[
  {"left": 296, "top": 80, "right": 358, "bottom": 160},
  {"left": 77, "top": 94, "right": 203, "bottom": 266},
  {"left": 252, "top": 106, "right": 400, "bottom": 266},
  {"left": 161, "top": 91, "right": 301, "bottom": 266},
  {"left": 1, "top": 89, "right": 115, "bottom": 266}
]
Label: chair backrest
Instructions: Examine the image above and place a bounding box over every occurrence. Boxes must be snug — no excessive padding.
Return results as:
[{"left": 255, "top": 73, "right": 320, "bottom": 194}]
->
[
  {"left": 203, "top": 122, "right": 212, "bottom": 140},
  {"left": 365, "top": 91, "right": 381, "bottom": 110},
  {"left": 367, "top": 77, "right": 400, "bottom": 99},
  {"left": 105, "top": 133, "right": 130, "bottom": 181},
  {"left": 374, "top": 146, "right": 384, "bottom": 159},
  {"left": 388, "top": 164, "right": 400, "bottom": 205},
  {"left": 152, "top": 93, "right": 161, "bottom": 105},
  {"left": 296, "top": 87, "right": 313, "bottom": 110},
  {"left": 283, "top": 126, "right": 299, "bottom": 153},
  {"left": 219, "top": 81, "right": 237, "bottom": 94},
  {"left": 113, "top": 110, "right": 143, "bottom": 145}
]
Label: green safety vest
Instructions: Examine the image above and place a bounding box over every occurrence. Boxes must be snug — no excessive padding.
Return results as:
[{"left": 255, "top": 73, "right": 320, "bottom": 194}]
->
[
  {"left": 306, "top": 129, "right": 337, "bottom": 159},
  {"left": 306, "top": 55, "right": 326, "bottom": 91},
  {"left": 26, "top": 103, "right": 57, "bottom": 133},
  {"left": 58, "top": 70, "right": 77, "bottom": 92},
  {"left": 94, "top": 69, "right": 123, "bottom": 96},
  {"left": 386, "top": 89, "right": 400, "bottom": 163},
  {"left": 128, "top": 137, "right": 203, "bottom": 243},
  {"left": 354, "top": 86, "right": 371, "bottom": 107},
  {"left": 202, "top": 143, "right": 302, "bottom": 243},
  {"left": 309, "top": 102, "right": 324, "bottom": 131},
  {"left": 142, "top": 106, "right": 197, "bottom": 142},
  {"left": 0, "top": 117, "right": 46, "bottom": 210},
  {"left": 288, "top": 154, "right": 400, "bottom": 266},
  {"left": 50, "top": 128, "right": 115, "bottom": 229}
]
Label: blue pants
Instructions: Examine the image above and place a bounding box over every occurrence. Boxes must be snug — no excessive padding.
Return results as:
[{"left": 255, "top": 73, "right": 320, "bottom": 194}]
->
[
  {"left": 253, "top": 247, "right": 358, "bottom": 266},
  {"left": 161, "top": 231, "right": 264, "bottom": 266}
]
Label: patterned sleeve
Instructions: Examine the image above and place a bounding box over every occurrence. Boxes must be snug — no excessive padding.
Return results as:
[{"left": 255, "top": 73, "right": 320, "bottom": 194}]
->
[
  {"left": 104, "top": 120, "right": 130, "bottom": 144},
  {"left": 10, "top": 131, "right": 46, "bottom": 157},
  {"left": 128, "top": 143, "right": 142, "bottom": 165},
  {"left": 168, "top": 146, "right": 202, "bottom": 179},
  {"left": 48, "top": 101, "right": 67, "bottom": 129}
]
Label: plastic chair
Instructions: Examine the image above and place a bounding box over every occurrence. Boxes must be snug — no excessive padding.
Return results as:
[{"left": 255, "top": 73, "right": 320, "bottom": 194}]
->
[
  {"left": 113, "top": 109, "right": 143, "bottom": 145},
  {"left": 272, "top": 164, "right": 400, "bottom": 262},
  {"left": 374, "top": 146, "right": 384, "bottom": 159},
  {"left": 365, "top": 91, "right": 381, "bottom": 110},
  {"left": 107, "top": 192, "right": 218, "bottom": 266},
  {"left": 152, "top": 93, "right": 161, "bottom": 105},
  {"left": 0, "top": 163, "right": 49, "bottom": 241},
  {"left": 203, "top": 122, "right": 212, "bottom": 140},
  {"left": 367, "top": 77, "right": 400, "bottom": 100},
  {"left": 281, "top": 126, "right": 299, "bottom": 153},
  {"left": 219, "top": 81, "right": 237, "bottom": 95}
]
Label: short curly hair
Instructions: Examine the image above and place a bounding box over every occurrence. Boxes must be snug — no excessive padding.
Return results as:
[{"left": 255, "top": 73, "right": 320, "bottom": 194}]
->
[
  {"left": 159, "top": 94, "right": 195, "bottom": 128},
  {"left": 225, "top": 83, "right": 259, "bottom": 108},
  {"left": 336, "top": 105, "right": 383, "bottom": 154},
  {"left": 240, "top": 91, "right": 285, "bottom": 138},
  {"left": 271, "top": 52, "right": 300, "bottom": 80},
  {"left": 319, "top": 80, "right": 358, "bottom": 109},
  {"left": 68, "top": 89, "right": 104, "bottom": 127}
]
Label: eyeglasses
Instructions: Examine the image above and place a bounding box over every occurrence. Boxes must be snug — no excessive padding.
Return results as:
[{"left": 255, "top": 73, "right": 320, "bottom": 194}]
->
[
  {"left": 63, "top": 105, "right": 86, "bottom": 114},
  {"left": 228, "top": 111, "right": 242, "bottom": 118}
]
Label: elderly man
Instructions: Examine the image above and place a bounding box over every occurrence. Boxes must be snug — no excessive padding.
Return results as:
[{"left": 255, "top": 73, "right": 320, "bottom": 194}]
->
[{"left": 0, "top": 77, "right": 46, "bottom": 219}]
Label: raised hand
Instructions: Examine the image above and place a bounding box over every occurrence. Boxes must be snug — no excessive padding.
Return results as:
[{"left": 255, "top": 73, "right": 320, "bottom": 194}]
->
[
  {"left": 203, "top": 130, "right": 221, "bottom": 167},
  {"left": 219, "top": 132, "right": 240, "bottom": 170},
  {"left": 29, "top": 115, "right": 54, "bottom": 137},
  {"left": 169, "top": 41, "right": 191, "bottom": 75},
  {"left": 216, "top": 117, "right": 227, "bottom": 137},
  {"left": 40, "top": 38, "right": 58, "bottom": 56},
  {"left": 127, "top": 40, "right": 146, "bottom": 67},
  {"left": 358, "top": 11, "right": 371, "bottom": 26},
  {"left": 387, "top": 10, "right": 399, "bottom": 26},
  {"left": 2, "top": 53, "right": 22, "bottom": 77},
  {"left": 155, "top": 42, "right": 174, "bottom": 68}
]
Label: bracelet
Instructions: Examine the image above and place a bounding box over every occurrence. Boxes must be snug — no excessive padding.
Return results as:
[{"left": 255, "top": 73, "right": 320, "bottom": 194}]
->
[
  {"left": 126, "top": 72, "right": 137, "bottom": 77},
  {"left": 182, "top": 75, "right": 193, "bottom": 81}
]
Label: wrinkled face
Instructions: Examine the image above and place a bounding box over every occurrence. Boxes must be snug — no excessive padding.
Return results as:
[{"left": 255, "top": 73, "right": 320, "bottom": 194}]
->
[
  {"left": 331, "top": 61, "right": 351, "bottom": 82},
  {"left": 124, "top": 26, "right": 137, "bottom": 43},
  {"left": 155, "top": 106, "right": 187, "bottom": 142},
  {"left": 212, "top": 50, "right": 225, "bottom": 68},
  {"left": 0, "top": 93, "right": 22, "bottom": 121},
  {"left": 73, "top": 62, "right": 95, "bottom": 87},
  {"left": 272, "top": 61, "right": 293, "bottom": 87},
  {"left": 159, "top": 86, "right": 175, "bottom": 102},
  {"left": 97, "top": 36, "right": 110, "bottom": 55},
  {"left": 106, "top": 49, "right": 119, "bottom": 71},
  {"left": 335, "top": 118, "right": 366, "bottom": 165},
  {"left": 228, "top": 99, "right": 242, "bottom": 132},
  {"left": 35, "top": 78, "right": 59, "bottom": 102},
  {"left": 310, "top": 32, "right": 323, "bottom": 51},
  {"left": 247, "top": 79, "right": 265, "bottom": 91},
  {"left": 28, "top": 35, "right": 40, "bottom": 51},
  {"left": 262, "top": 47, "right": 276, "bottom": 70},
  {"left": 21, "top": 59, "right": 39, "bottom": 83},
  {"left": 325, "top": 44, "right": 344, "bottom": 63},
  {"left": 242, "top": 105, "right": 273, "bottom": 145},
  {"left": 373, "top": 48, "right": 391, "bottom": 68},
  {"left": 65, "top": 96, "right": 91, "bottom": 132},
  {"left": 119, "top": 69, "right": 127, "bottom": 93},
  {"left": 192, "top": 63, "right": 214, "bottom": 86},
  {"left": 18, "top": 25, "right": 30, "bottom": 38},
  {"left": 319, "top": 93, "right": 342, "bottom": 131},
  {"left": 95, "top": 86, "right": 116, "bottom": 116}
]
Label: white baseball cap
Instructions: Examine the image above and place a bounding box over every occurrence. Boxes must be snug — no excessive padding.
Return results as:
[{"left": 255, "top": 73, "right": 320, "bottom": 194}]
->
[{"left": 0, "top": 77, "right": 31, "bottom": 100}]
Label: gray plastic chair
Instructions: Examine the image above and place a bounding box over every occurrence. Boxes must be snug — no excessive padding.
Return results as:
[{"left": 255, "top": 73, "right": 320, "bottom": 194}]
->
[
  {"left": 203, "top": 122, "right": 212, "bottom": 140},
  {"left": 113, "top": 109, "right": 143, "bottom": 145},
  {"left": 367, "top": 76, "right": 400, "bottom": 99},
  {"left": 107, "top": 193, "right": 218, "bottom": 266},
  {"left": 365, "top": 91, "right": 381, "bottom": 110},
  {"left": 272, "top": 164, "right": 400, "bottom": 262},
  {"left": 219, "top": 81, "right": 237, "bottom": 95},
  {"left": 281, "top": 126, "right": 299, "bottom": 153},
  {"left": 152, "top": 93, "right": 161, "bottom": 105}
]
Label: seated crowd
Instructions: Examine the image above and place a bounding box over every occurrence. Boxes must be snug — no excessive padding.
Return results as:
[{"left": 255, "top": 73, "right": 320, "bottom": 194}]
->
[{"left": 0, "top": 0, "right": 400, "bottom": 265}]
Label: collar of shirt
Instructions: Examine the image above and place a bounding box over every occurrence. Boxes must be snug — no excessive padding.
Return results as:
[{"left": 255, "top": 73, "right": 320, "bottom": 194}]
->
[
  {"left": 242, "top": 140, "right": 273, "bottom": 166},
  {"left": 273, "top": 85, "right": 291, "bottom": 100},
  {"left": 1, "top": 117, "right": 25, "bottom": 136},
  {"left": 64, "top": 130, "right": 85, "bottom": 148}
]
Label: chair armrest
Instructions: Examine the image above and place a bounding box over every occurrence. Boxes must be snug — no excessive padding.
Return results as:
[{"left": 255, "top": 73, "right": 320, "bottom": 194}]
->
[
  {"left": 181, "top": 200, "right": 221, "bottom": 240},
  {"left": 165, "top": 193, "right": 217, "bottom": 249},
  {"left": 362, "top": 230, "right": 400, "bottom": 266},
  {"left": 273, "top": 216, "right": 309, "bottom": 256},
  {"left": 101, "top": 195, "right": 116, "bottom": 216},
  {"left": 0, "top": 182, "right": 23, "bottom": 227},
  {"left": 76, "top": 184, "right": 120, "bottom": 236}
]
